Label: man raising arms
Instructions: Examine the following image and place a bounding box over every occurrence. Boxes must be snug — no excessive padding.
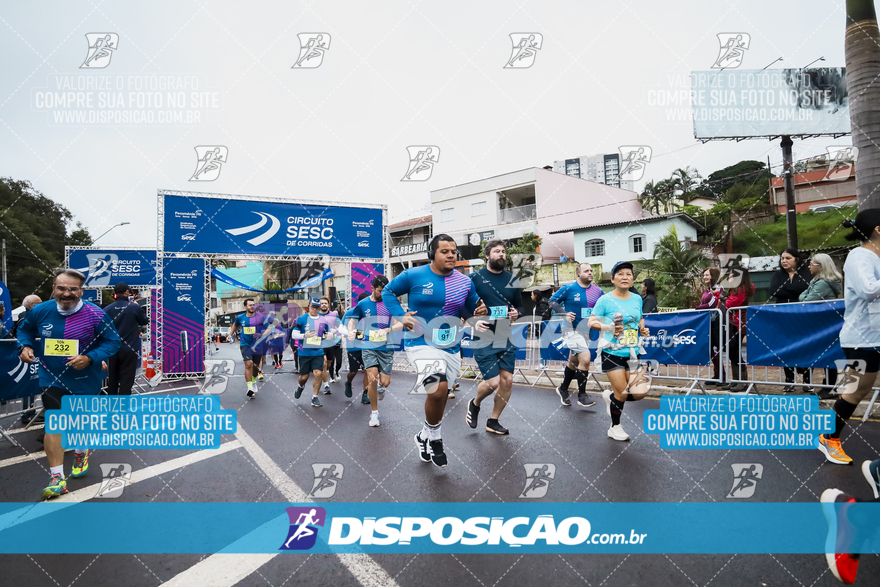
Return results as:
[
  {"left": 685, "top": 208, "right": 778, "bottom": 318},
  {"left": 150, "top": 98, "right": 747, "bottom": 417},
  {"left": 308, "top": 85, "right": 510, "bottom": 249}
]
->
[
  {"left": 549, "top": 263, "right": 603, "bottom": 408},
  {"left": 466, "top": 240, "right": 526, "bottom": 435},
  {"left": 383, "top": 234, "right": 480, "bottom": 467}
]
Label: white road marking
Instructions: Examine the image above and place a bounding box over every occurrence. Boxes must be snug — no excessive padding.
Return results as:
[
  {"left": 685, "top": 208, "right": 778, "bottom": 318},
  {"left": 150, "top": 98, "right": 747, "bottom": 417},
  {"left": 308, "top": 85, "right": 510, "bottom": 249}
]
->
[
  {"left": 0, "top": 448, "right": 72, "bottom": 470},
  {"left": 160, "top": 425, "right": 399, "bottom": 587}
]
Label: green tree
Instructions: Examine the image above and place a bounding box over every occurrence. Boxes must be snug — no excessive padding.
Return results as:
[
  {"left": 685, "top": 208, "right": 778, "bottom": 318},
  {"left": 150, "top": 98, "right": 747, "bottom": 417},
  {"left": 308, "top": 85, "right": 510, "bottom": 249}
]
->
[
  {"left": 846, "top": 0, "right": 880, "bottom": 210},
  {"left": 478, "top": 232, "right": 542, "bottom": 271},
  {"left": 696, "top": 160, "right": 772, "bottom": 200},
  {"left": 672, "top": 166, "right": 703, "bottom": 203},
  {"left": 641, "top": 225, "right": 706, "bottom": 308},
  {"left": 0, "top": 178, "right": 92, "bottom": 305}
]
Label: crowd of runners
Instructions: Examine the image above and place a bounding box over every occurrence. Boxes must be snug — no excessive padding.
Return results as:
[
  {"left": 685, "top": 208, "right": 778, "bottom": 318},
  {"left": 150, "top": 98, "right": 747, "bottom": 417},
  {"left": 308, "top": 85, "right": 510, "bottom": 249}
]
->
[{"left": 11, "top": 215, "right": 880, "bottom": 584}]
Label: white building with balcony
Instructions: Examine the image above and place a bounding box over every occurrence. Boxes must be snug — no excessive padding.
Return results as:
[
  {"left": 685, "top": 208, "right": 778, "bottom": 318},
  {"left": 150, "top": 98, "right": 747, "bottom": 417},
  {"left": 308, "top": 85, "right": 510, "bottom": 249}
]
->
[
  {"left": 430, "top": 167, "right": 642, "bottom": 264},
  {"left": 388, "top": 214, "right": 432, "bottom": 278},
  {"left": 553, "top": 153, "right": 634, "bottom": 191}
]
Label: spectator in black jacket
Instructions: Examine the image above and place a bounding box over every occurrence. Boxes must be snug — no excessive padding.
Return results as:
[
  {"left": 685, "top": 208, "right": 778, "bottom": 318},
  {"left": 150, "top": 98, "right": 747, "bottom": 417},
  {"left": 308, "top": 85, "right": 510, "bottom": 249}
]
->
[
  {"left": 768, "top": 248, "right": 813, "bottom": 393},
  {"left": 641, "top": 278, "right": 658, "bottom": 314},
  {"left": 103, "top": 282, "right": 148, "bottom": 395},
  {"left": 531, "top": 289, "right": 551, "bottom": 339}
]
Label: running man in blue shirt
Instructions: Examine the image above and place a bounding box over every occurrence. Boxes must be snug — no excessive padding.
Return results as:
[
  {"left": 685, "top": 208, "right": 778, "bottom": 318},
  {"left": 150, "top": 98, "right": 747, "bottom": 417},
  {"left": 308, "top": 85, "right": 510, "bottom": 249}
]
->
[
  {"left": 549, "top": 263, "right": 604, "bottom": 408},
  {"left": 588, "top": 261, "right": 651, "bottom": 442},
  {"left": 342, "top": 292, "right": 370, "bottom": 403},
  {"left": 228, "top": 299, "right": 275, "bottom": 399},
  {"left": 290, "top": 297, "right": 329, "bottom": 408},
  {"left": 383, "top": 234, "right": 481, "bottom": 467}
]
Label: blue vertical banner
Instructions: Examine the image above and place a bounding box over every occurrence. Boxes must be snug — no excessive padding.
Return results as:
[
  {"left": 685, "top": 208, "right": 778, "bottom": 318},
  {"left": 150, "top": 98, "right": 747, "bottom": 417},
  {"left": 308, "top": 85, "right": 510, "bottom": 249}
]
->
[
  {"left": 162, "top": 258, "right": 205, "bottom": 374},
  {"left": 0, "top": 278, "right": 12, "bottom": 333},
  {"left": 0, "top": 340, "right": 41, "bottom": 401}
]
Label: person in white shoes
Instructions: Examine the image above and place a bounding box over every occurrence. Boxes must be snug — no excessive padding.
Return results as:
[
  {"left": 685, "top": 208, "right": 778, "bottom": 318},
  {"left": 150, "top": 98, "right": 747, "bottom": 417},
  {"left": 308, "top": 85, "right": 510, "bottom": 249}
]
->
[{"left": 588, "top": 261, "right": 651, "bottom": 441}]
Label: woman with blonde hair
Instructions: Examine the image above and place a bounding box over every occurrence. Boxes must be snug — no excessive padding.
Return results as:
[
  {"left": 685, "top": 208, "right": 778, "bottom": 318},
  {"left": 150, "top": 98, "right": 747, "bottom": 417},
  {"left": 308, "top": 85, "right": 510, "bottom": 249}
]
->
[{"left": 800, "top": 253, "right": 843, "bottom": 399}]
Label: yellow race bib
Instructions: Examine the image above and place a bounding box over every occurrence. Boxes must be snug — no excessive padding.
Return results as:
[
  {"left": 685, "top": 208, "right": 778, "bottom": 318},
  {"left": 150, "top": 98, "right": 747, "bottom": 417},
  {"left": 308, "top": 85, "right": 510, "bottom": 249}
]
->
[
  {"left": 369, "top": 330, "right": 387, "bottom": 342},
  {"left": 306, "top": 336, "right": 322, "bottom": 346},
  {"left": 243, "top": 327, "right": 256, "bottom": 335},
  {"left": 620, "top": 329, "right": 639, "bottom": 346},
  {"left": 44, "top": 338, "right": 79, "bottom": 357}
]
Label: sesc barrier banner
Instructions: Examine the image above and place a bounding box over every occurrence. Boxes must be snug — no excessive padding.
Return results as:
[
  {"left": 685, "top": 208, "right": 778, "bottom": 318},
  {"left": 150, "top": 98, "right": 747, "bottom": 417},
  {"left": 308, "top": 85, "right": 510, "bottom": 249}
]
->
[
  {"left": 0, "top": 340, "right": 40, "bottom": 401},
  {"left": 68, "top": 249, "right": 158, "bottom": 287},
  {"left": 642, "top": 310, "right": 711, "bottom": 367},
  {"left": 746, "top": 301, "right": 845, "bottom": 368},
  {"left": 162, "top": 258, "right": 205, "bottom": 374},
  {"left": 162, "top": 193, "right": 383, "bottom": 259}
]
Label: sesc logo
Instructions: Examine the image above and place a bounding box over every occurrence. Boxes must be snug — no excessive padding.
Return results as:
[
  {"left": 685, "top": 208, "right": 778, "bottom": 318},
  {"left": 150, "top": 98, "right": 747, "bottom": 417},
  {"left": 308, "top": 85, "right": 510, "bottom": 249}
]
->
[
  {"left": 181, "top": 233, "right": 196, "bottom": 241},
  {"left": 358, "top": 240, "right": 370, "bottom": 248},
  {"left": 177, "top": 294, "right": 192, "bottom": 302},
  {"left": 645, "top": 329, "right": 697, "bottom": 348},
  {"left": 280, "top": 507, "right": 326, "bottom": 550},
  {"left": 226, "top": 212, "right": 281, "bottom": 247}
]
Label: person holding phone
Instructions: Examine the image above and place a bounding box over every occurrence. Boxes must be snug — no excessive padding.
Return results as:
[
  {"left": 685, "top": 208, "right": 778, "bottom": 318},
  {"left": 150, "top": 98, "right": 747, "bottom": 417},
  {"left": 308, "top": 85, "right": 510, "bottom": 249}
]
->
[
  {"left": 466, "top": 240, "right": 527, "bottom": 435},
  {"left": 588, "top": 261, "right": 650, "bottom": 442}
]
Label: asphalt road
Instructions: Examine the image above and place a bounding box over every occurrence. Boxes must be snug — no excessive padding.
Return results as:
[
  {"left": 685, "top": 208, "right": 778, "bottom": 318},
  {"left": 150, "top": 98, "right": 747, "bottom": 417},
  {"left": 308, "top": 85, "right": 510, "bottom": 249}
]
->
[{"left": 1, "top": 344, "right": 879, "bottom": 587}]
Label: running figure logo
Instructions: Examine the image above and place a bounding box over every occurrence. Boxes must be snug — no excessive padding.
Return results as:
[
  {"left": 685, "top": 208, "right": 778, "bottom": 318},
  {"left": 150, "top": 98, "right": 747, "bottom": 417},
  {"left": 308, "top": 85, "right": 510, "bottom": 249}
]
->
[
  {"left": 823, "top": 146, "right": 858, "bottom": 181},
  {"left": 401, "top": 146, "right": 440, "bottom": 182},
  {"left": 309, "top": 463, "right": 344, "bottom": 498},
  {"left": 712, "top": 33, "right": 750, "bottom": 69},
  {"left": 96, "top": 463, "right": 132, "bottom": 498},
  {"left": 410, "top": 359, "right": 448, "bottom": 394},
  {"left": 717, "top": 254, "right": 750, "bottom": 289},
  {"left": 190, "top": 146, "right": 228, "bottom": 181},
  {"left": 618, "top": 146, "right": 652, "bottom": 182},
  {"left": 727, "top": 463, "right": 763, "bottom": 498},
  {"left": 80, "top": 33, "right": 119, "bottom": 69},
  {"left": 79, "top": 253, "right": 119, "bottom": 286},
  {"left": 200, "top": 359, "right": 234, "bottom": 395},
  {"left": 508, "top": 253, "right": 542, "bottom": 288},
  {"left": 292, "top": 33, "right": 331, "bottom": 68},
  {"left": 504, "top": 33, "right": 543, "bottom": 69},
  {"left": 520, "top": 464, "right": 556, "bottom": 498},
  {"left": 280, "top": 507, "right": 326, "bottom": 550}
]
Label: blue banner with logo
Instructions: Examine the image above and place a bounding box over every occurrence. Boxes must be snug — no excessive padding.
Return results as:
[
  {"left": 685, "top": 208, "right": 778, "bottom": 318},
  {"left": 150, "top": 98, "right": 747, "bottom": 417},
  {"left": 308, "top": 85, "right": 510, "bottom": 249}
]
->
[
  {"left": 162, "top": 258, "right": 205, "bottom": 374},
  {"left": 642, "top": 310, "right": 711, "bottom": 366},
  {"left": 162, "top": 194, "right": 383, "bottom": 259},
  {"left": 210, "top": 267, "right": 333, "bottom": 294},
  {"left": 1, "top": 502, "right": 879, "bottom": 554},
  {"left": 68, "top": 249, "right": 158, "bottom": 287},
  {"left": 746, "top": 301, "right": 845, "bottom": 368},
  {"left": 0, "top": 340, "right": 41, "bottom": 401},
  {"left": 0, "top": 278, "right": 12, "bottom": 334}
]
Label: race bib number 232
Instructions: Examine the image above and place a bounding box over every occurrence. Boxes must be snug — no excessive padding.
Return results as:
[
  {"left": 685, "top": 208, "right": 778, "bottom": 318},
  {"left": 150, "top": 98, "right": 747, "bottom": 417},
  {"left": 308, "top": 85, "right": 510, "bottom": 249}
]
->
[{"left": 44, "top": 338, "right": 79, "bottom": 357}]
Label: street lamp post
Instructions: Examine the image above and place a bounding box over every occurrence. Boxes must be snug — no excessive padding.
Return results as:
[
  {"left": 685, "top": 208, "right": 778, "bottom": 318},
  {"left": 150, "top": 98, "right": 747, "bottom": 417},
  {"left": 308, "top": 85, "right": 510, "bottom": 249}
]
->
[{"left": 91, "top": 222, "right": 130, "bottom": 245}]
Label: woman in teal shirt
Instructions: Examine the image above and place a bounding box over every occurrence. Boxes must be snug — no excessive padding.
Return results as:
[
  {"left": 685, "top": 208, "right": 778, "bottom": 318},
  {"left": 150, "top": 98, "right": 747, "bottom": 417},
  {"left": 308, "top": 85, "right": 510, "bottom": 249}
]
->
[{"left": 588, "top": 261, "right": 651, "bottom": 442}]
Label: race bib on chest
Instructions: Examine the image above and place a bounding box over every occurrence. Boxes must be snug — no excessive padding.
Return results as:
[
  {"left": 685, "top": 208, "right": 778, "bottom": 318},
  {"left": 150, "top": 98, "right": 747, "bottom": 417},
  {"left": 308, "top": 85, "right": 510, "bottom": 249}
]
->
[
  {"left": 489, "top": 306, "right": 508, "bottom": 319},
  {"left": 243, "top": 327, "right": 256, "bottom": 335},
  {"left": 44, "top": 338, "right": 79, "bottom": 357},
  {"left": 306, "top": 336, "right": 322, "bottom": 346},
  {"left": 369, "top": 330, "right": 387, "bottom": 342},
  {"left": 432, "top": 327, "right": 457, "bottom": 345},
  {"left": 620, "top": 329, "right": 639, "bottom": 346},
  {"left": 581, "top": 308, "right": 592, "bottom": 319}
]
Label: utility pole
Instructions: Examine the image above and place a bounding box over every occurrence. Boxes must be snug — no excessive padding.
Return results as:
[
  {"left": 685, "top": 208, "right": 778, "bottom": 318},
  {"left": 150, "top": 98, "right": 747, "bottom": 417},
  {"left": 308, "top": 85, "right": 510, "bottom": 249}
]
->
[{"left": 781, "top": 136, "right": 798, "bottom": 251}]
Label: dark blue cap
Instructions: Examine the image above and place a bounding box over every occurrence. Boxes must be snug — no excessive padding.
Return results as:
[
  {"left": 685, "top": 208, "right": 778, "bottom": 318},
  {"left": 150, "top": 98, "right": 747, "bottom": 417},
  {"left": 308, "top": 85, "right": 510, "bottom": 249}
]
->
[
  {"left": 611, "top": 261, "right": 634, "bottom": 277},
  {"left": 309, "top": 297, "right": 321, "bottom": 306}
]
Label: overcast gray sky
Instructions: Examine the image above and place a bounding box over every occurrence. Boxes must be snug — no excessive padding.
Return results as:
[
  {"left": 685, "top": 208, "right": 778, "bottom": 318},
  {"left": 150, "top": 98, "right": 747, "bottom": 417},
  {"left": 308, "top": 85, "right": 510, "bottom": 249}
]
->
[{"left": 0, "top": 0, "right": 851, "bottom": 249}]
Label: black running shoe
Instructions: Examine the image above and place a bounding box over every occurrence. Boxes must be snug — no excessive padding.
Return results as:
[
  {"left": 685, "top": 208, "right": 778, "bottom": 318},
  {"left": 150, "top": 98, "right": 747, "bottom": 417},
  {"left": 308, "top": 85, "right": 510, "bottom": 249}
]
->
[
  {"left": 294, "top": 386, "right": 304, "bottom": 399},
  {"left": 247, "top": 388, "right": 256, "bottom": 399},
  {"left": 361, "top": 390, "right": 370, "bottom": 405},
  {"left": 555, "top": 386, "right": 571, "bottom": 407},
  {"left": 466, "top": 398, "right": 480, "bottom": 429},
  {"left": 414, "top": 433, "right": 430, "bottom": 462},
  {"left": 344, "top": 381, "right": 353, "bottom": 398},
  {"left": 577, "top": 392, "right": 596, "bottom": 408},
  {"left": 428, "top": 439, "right": 447, "bottom": 467},
  {"left": 485, "top": 418, "right": 509, "bottom": 435}
]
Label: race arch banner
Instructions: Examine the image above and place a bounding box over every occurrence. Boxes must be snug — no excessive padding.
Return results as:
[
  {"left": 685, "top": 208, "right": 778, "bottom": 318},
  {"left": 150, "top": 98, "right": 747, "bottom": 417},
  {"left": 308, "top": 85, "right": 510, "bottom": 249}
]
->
[
  {"left": 68, "top": 248, "right": 158, "bottom": 287},
  {"left": 162, "top": 257, "right": 205, "bottom": 374},
  {"left": 161, "top": 193, "right": 384, "bottom": 259}
]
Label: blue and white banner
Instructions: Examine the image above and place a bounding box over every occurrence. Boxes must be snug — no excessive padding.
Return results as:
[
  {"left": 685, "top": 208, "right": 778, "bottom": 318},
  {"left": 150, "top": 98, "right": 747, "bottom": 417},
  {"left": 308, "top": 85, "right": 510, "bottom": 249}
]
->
[
  {"left": 162, "top": 194, "right": 383, "bottom": 259},
  {"left": 210, "top": 267, "right": 333, "bottom": 294},
  {"left": 746, "top": 301, "right": 845, "bottom": 368},
  {"left": 68, "top": 249, "right": 158, "bottom": 287},
  {"left": 1, "top": 502, "right": 879, "bottom": 554},
  {"left": 642, "top": 310, "right": 711, "bottom": 367},
  {"left": 0, "top": 278, "right": 12, "bottom": 333},
  {"left": 162, "top": 258, "right": 205, "bottom": 374},
  {"left": 0, "top": 340, "right": 40, "bottom": 401}
]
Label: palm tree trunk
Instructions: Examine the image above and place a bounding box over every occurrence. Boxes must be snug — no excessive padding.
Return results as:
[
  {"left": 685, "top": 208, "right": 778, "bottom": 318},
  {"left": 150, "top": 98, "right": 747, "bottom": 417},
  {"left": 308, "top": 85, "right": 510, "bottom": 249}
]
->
[{"left": 846, "top": 0, "right": 880, "bottom": 209}]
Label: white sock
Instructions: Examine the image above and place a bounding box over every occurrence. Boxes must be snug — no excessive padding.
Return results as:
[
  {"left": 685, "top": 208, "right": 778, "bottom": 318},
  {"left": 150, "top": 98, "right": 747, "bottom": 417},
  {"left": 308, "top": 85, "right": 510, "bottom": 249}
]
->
[
  {"left": 50, "top": 465, "right": 64, "bottom": 478},
  {"left": 428, "top": 421, "right": 442, "bottom": 441},
  {"left": 75, "top": 449, "right": 87, "bottom": 455},
  {"left": 371, "top": 410, "right": 379, "bottom": 417}
]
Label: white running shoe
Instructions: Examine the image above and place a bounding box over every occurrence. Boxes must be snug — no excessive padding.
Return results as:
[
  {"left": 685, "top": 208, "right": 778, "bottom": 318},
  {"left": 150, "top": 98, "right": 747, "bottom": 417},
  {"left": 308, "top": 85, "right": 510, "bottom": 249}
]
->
[
  {"left": 607, "top": 425, "right": 630, "bottom": 442},
  {"left": 369, "top": 413, "right": 380, "bottom": 427},
  {"left": 602, "top": 389, "right": 613, "bottom": 417},
  {"left": 323, "top": 382, "right": 331, "bottom": 391}
]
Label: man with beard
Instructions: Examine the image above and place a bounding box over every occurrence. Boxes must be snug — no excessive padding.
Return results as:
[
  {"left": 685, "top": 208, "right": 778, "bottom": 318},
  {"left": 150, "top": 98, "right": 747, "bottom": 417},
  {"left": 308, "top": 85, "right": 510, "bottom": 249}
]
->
[{"left": 465, "top": 240, "right": 526, "bottom": 435}]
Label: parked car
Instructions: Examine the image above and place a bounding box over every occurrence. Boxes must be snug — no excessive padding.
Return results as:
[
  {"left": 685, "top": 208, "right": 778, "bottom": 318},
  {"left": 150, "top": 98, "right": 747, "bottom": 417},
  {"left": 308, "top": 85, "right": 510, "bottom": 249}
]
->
[{"left": 218, "top": 327, "right": 231, "bottom": 342}]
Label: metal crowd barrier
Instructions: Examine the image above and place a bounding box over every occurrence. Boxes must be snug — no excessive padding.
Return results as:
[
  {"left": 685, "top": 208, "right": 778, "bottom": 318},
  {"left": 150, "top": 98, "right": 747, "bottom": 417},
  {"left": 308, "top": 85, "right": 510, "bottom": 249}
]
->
[{"left": 725, "top": 301, "right": 880, "bottom": 421}]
